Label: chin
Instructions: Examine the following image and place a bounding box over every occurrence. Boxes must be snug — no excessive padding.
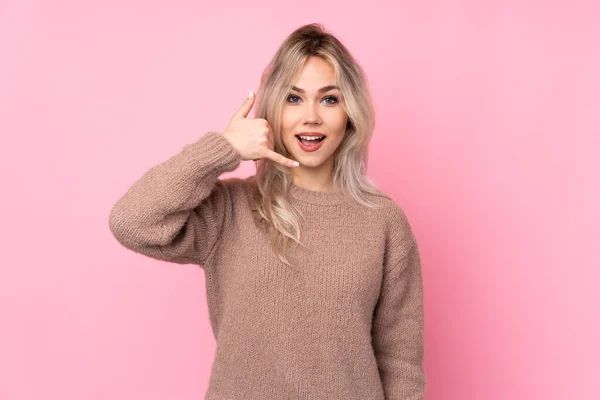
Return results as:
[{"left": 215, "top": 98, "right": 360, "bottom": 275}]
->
[
  {"left": 298, "top": 160, "right": 324, "bottom": 169},
  {"left": 297, "top": 154, "right": 332, "bottom": 168}
]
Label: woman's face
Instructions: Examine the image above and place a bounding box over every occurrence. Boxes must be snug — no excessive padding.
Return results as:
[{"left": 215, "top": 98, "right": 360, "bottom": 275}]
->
[{"left": 280, "top": 56, "right": 348, "bottom": 171}]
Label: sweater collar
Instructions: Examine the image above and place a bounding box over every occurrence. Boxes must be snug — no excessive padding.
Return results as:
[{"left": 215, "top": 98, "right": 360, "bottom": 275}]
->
[{"left": 287, "top": 183, "right": 349, "bottom": 206}]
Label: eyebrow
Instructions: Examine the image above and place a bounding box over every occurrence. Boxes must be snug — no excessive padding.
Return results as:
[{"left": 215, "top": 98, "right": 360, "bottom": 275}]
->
[{"left": 289, "top": 85, "right": 340, "bottom": 94}]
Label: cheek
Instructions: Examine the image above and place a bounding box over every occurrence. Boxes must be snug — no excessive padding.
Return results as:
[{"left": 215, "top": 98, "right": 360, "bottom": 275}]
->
[
  {"left": 281, "top": 108, "right": 300, "bottom": 130},
  {"left": 280, "top": 110, "right": 289, "bottom": 125},
  {"left": 327, "top": 110, "right": 348, "bottom": 132}
]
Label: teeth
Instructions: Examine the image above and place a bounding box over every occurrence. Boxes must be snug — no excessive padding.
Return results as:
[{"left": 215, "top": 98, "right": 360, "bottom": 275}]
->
[{"left": 299, "top": 135, "right": 324, "bottom": 140}]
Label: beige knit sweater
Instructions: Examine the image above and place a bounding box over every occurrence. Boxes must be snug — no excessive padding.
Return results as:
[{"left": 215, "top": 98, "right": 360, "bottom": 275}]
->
[{"left": 109, "top": 131, "right": 426, "bottom": 400}]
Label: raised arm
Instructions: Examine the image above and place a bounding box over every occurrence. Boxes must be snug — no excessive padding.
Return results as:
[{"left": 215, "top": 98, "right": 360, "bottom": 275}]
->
[
  {"left": 109, "top": 92, "right": 300, "bottom": 267},
  {"left": 108, "top": 131, "right": 241, "bottom": 266}
]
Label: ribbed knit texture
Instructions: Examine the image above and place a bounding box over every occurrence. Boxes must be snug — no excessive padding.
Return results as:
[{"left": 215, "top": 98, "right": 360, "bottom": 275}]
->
[{"left": 109, "top": 132, "right": 426, "bottom": 400}]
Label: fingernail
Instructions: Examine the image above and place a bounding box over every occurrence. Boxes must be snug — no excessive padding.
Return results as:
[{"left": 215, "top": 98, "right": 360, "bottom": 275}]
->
[
  {"left": 248, "top": 91, "right": 254, "bottom": 98},
  {"left": 293, "top": 161, "right": 299, "bottom": 167}
]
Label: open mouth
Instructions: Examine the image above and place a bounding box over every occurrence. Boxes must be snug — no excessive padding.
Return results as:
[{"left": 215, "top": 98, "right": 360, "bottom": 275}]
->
[
  {"left": 296, "top": 135, "right": 325, "bottom": 146},
  {"left": 296, "top": 135, "right": 326, "bottom": 152}
]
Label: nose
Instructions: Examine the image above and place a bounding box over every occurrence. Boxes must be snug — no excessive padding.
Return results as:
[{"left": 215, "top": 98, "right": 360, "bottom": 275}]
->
[{"left": 303, "top": 102, "right": 322, "bottom": 125}]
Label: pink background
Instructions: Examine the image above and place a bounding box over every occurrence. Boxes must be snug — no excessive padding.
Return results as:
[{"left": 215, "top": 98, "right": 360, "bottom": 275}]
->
[{"left": 1, "top": 1, "right": 598, "bottom": 399}]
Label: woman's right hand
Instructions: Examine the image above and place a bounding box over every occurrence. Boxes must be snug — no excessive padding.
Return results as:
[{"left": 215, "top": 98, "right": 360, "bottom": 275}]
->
[{"left": 222, "top": 91, "right": 299, "bottom": 168}]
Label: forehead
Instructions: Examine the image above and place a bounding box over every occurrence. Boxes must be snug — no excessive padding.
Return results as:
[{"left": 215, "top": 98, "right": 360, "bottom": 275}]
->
[{"left": 293, "top": 56, "right": 337, "bottom": 89}]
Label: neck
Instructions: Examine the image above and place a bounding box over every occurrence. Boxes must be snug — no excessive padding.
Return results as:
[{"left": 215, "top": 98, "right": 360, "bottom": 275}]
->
[{"left": 291, "top": 161, "right": 337, "bottom": 193}]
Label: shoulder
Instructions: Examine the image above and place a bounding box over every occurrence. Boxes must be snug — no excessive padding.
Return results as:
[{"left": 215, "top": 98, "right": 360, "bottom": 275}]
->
[
  {"left": 361, "top": 188, "right": 414, "bottom": 229},
  {"left": 216, "top": 174, "right": 257, "bottom": 208},
  {"left": 361, "top": 189, "right": 418, "bottom": 262}
]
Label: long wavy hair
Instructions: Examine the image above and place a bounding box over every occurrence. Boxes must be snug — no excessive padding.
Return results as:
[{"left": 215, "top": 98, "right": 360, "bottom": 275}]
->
[{"left": 251, "top": 23, "right": 388, "bottom": 265}]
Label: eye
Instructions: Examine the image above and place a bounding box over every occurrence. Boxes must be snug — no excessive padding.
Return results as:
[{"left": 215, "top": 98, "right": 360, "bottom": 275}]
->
[
  {"left": 286, "top": 94, "right": 301, "bottom": 103},
  {"left": 323, "top": 95, "right": 338, "bottom": 105}
]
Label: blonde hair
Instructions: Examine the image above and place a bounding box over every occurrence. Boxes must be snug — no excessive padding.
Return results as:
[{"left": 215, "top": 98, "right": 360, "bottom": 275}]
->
[{"left": 251, "top": 23, "right": 388, "bottom": 265}]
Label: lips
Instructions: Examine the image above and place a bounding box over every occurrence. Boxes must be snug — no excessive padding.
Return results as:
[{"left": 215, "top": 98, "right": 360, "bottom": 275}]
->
[{"left": 296, "top": 135, "right": 326, "bottom": 152}]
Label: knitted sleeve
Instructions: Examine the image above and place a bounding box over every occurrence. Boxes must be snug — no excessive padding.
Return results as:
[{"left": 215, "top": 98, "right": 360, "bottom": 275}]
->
[
  {"left": 371, "top": 239, "right": 426, "bottom": 400},
  {"left": 108, "top": 131, "right": 242, "bottom": 267}
]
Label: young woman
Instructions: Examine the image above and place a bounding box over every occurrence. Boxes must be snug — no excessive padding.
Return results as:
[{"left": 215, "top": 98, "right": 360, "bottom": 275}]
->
[{"left": 109, "top": 23, "right": 426, "bottom": 400}]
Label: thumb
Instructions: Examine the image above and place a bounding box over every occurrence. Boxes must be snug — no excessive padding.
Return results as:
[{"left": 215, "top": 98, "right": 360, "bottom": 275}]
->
[{"left": 233, "top": 91, "right": 255, "bottom": 119}]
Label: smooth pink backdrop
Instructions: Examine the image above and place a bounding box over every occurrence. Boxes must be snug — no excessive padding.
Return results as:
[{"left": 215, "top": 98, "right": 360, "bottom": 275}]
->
[{"left": 1, "top": 1, "right": 598, "bottom": 399}]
